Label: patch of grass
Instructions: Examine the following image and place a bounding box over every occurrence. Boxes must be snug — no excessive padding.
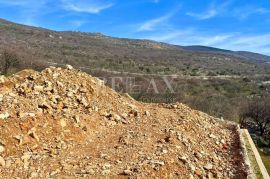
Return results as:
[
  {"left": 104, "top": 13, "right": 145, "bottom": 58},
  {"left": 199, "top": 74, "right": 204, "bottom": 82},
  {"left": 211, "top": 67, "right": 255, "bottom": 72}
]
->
[
  {"left": 259, "top": 151, "right": 270, "bottom": 175},
  {"left": 242, "top": 132, "right": 263, "bottom": 179}
]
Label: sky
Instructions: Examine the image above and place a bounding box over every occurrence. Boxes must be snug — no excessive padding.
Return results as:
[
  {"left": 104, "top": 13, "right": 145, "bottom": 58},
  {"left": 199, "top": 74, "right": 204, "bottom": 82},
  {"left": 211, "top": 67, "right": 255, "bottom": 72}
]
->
[{"left": 0, "top": 0, "right": 270, "bottom": 55}]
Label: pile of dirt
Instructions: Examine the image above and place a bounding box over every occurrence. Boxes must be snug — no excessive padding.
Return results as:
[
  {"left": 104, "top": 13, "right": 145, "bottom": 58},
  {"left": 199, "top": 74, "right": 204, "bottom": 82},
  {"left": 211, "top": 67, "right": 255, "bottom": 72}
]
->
[{"left": 0, "top": 66, "right": 248, "bottom": 178}]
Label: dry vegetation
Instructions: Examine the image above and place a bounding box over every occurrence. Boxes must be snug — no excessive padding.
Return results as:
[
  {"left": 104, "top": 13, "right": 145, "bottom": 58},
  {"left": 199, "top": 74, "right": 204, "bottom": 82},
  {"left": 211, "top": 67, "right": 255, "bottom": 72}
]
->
[{"left": 1, "top": 18, "right": 270, "bottom": 77}]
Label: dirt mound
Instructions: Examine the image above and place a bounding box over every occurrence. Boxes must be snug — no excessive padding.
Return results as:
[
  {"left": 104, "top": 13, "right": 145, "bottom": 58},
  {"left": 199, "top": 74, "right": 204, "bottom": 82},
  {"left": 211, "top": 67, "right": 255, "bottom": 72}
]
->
[{"left": 0, "top": 66, "right": 248, "bottom": 178}]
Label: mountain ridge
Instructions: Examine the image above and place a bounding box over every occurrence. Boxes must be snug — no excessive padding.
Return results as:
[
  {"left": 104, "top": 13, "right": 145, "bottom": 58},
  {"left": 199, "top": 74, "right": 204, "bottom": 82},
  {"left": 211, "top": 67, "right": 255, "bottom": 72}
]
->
[{"left": 183, "top": 45, "right": 270, "bottom": 64}]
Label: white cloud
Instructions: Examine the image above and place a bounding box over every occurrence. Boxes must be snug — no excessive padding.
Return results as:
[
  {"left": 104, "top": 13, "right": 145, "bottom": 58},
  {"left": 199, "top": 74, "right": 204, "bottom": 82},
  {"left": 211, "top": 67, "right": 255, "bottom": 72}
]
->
[
  {"left": 144, "top": 30, "right": 232, "bottom": 47},
  {"left": 186, "top": 2, "right": 269, "bottom": 21},
  {"left": 145, "top": 30, "right": 193, "bottom": 41},
  {"left": 61, "top": 0, "right": 113, "bottom": 14},
  {"left": 0, "top": 0, "right": 49, "bottom": 27},
  {"left": 198, "top": 35, "right": 233, "bottom": 46},
  {"left": 137, "top": 13, "right": 173, "bottom": 31},
  {"left": 186, "top": 1, "right": 231, "bottom": 20},
  {"left": 220, "top": 34, "right": 270, "bottom": 54},
  {"left": 233, "top": 6, "right": 270, "bottom": 20},
  {"left": 137, "top": 5, "right": 182, "bottom": 32},
  {"left": 186, "top": 9, "right": 217, "bottom": 20}
]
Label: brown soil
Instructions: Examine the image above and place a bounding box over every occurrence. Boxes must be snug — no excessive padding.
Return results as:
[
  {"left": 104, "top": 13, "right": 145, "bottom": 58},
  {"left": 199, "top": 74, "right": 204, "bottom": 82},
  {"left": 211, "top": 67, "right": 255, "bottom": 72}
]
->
[{"left": 0, "top": 66, "right": 248, "bottom": 178}]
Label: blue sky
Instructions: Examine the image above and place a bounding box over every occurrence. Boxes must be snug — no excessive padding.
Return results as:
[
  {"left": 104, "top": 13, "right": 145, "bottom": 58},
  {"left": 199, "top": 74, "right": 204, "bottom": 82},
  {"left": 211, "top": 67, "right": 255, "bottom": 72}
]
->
[{"left": 0, "top": 0, "right": 270, "bottom": 55}]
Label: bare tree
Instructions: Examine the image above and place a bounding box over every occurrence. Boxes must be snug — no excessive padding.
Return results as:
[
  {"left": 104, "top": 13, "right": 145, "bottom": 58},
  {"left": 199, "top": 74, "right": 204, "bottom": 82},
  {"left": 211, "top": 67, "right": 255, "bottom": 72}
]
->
[
  {"left": 0, "top": 49, "right": 19, "bottom": 75},
  {"left": 240, "top": 98, "right": 270, "bottom": 136}
]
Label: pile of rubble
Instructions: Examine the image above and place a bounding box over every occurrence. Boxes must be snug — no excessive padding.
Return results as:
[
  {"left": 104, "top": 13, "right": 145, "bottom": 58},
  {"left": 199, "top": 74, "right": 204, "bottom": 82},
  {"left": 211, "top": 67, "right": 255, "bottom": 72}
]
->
[{"left": 0, "top": 66, "right": 248, "bottom": 178}]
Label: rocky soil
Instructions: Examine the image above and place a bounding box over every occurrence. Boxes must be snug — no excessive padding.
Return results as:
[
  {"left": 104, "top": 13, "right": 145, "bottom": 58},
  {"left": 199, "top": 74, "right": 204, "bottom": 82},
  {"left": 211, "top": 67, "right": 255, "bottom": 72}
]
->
[{"left": 0, "top": 66, "right": 248, "bottom": 178}]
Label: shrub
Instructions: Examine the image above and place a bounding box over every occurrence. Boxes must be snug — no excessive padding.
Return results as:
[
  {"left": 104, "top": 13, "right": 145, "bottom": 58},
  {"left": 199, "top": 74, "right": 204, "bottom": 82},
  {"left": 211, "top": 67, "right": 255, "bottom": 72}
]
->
[{"left": 0, "top": 49, "right": 20, "bottom": 75}]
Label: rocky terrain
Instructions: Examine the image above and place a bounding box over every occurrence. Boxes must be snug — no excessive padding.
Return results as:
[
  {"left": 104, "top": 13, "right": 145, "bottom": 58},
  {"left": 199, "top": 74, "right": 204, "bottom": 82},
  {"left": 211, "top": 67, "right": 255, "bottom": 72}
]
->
[{"left": 0, "top": 66, "right": 249, "bottom": 178}]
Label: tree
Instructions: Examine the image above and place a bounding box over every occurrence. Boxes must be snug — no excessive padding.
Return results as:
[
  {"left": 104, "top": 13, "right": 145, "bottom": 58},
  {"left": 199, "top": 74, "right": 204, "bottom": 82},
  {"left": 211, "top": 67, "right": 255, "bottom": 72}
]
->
[
  {"left": 240, "top": 98, "right": 270, "bottom": 136},
  {"left": 0, "top": 49, "right": 19, "bottom": 75}
]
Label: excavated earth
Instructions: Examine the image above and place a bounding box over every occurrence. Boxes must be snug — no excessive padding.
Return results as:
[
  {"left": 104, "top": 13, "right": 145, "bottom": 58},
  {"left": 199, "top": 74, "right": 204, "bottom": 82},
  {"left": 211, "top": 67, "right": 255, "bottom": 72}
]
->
[{"left": 0, "top": 66, "right": 249, "bottom": 178}]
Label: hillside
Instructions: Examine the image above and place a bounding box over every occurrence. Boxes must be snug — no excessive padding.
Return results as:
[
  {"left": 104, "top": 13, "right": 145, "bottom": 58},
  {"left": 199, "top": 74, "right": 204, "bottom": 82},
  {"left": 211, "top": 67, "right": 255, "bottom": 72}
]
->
[
  {"left": 0, "top": 66, "right": 249, "bottom": 178},
  {"left": 0, "top": 18, "right": 270, "bottom": 76},
  {"left": 1, "top": 18, "right": 270, "bottom": 122},
  {"left": 184, "top": 46, "right": 270, "bottom": 64}
]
